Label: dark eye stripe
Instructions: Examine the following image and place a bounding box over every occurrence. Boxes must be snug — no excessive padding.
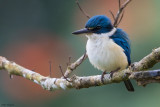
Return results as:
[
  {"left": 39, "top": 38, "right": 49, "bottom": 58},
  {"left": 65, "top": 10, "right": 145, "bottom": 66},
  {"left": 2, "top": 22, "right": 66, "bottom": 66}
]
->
[
  {"left": 93, "top": 26, "right": 101, "bottom": 30},
  {"left": 87, "top": 26, "right": 101, "bottom": 31}
]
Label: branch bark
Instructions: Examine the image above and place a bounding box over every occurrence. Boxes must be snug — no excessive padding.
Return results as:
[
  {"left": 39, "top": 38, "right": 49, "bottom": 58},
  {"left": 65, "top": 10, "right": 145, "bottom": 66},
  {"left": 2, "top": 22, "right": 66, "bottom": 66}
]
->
[
  {"left": 113, "top": 0, "right": 132, "bottom": 27},
  {"left": 0, "top": 47, "right": 160, "bottom": 91},
  {"left": 64, "top": 52, "right": 87, "bottom": 78}
]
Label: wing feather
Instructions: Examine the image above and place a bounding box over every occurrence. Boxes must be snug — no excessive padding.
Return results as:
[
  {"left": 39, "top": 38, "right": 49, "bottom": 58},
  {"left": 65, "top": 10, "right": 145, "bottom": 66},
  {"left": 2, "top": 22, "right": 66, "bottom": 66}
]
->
[{"left": 110, "top": 28, "right": 131, "bottom": 65}]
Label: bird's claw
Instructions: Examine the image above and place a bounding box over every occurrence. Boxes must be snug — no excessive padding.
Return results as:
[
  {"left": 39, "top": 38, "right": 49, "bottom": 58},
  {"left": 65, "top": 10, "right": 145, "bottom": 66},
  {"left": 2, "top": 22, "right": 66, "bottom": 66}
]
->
[
  {"left": 101, "top": 71, "right": 106, "bottom": 84},
  {"left": 110, "top": 67, "right": 121, "bottom": 78}
]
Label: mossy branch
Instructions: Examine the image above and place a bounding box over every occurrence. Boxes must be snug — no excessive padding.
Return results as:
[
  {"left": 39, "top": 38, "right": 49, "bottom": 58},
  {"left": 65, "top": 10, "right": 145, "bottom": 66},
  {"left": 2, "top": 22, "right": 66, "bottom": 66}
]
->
[{"left": 0, "top": 47, "right": 160, "bottom": 91}]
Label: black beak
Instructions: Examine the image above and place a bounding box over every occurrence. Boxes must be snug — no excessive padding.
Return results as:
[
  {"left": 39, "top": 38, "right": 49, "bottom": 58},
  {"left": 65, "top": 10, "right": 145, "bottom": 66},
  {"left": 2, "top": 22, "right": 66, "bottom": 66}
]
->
[{"left": 72, "top": 28, "right": 92, "bottom": 35}]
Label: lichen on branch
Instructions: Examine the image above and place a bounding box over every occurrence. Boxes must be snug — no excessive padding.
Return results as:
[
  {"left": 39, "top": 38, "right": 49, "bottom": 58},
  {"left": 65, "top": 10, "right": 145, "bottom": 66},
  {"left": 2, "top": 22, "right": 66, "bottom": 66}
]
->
[{"left": 1, "top": 48, "right": 160, "bottom": 91}]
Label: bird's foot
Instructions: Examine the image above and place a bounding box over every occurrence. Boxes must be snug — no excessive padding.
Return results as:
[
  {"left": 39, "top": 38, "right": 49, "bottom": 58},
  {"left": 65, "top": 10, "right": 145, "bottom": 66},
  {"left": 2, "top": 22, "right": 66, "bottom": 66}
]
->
[
  {"left": 101, "top": 71, "right": 106, "bottom": 84},
  {"left": 110, "top": 67, "right": 120, "bottom": 78}
]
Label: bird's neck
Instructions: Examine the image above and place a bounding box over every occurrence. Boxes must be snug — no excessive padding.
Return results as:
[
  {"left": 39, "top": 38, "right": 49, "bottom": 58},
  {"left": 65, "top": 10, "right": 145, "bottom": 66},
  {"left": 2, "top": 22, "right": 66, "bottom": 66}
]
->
[{"left": 86, "top": 27, "right": 117, "bottom": 40}]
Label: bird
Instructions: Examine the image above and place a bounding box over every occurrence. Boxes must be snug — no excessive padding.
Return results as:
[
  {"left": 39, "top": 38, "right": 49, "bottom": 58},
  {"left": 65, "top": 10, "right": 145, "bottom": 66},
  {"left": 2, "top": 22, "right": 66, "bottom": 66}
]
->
[{"left": 72, "top": 15, "right": 134, "bottom": 92}]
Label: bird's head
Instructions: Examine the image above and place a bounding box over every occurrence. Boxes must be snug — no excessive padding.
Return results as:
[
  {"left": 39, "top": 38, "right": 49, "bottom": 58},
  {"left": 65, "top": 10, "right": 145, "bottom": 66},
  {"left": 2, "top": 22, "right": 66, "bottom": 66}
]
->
[{"left": 72, "top": 15, "right": 113, "bottom": 35}]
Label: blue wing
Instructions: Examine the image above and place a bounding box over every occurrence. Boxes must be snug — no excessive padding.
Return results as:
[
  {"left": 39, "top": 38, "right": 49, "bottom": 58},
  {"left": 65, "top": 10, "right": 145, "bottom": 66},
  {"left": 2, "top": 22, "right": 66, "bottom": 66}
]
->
[{"left": 110, "top": 28, "right": 131, "bottom": 65}]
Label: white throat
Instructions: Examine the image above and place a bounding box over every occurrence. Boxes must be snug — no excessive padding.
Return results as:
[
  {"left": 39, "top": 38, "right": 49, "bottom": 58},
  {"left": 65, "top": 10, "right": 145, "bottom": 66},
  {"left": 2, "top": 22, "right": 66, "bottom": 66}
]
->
[{"left": 104, "top": 27, "right": 117, "bottom": 37}]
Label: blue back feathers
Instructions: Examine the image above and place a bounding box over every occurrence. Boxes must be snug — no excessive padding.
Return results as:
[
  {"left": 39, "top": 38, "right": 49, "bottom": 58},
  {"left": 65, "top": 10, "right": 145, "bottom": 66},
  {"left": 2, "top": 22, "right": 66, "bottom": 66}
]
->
[
  {"left": 85, "top": 15, "right": 113, "bottom": 34},
  {"left": 110, "top": 28, "right": 131, "bottom": 65}
]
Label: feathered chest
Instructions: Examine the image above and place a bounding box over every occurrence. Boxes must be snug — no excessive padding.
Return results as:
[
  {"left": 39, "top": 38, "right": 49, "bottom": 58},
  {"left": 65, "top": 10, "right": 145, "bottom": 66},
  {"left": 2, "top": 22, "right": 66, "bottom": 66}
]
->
[{"left": 86, "top": 35, "right": 128, "bottom": 72}]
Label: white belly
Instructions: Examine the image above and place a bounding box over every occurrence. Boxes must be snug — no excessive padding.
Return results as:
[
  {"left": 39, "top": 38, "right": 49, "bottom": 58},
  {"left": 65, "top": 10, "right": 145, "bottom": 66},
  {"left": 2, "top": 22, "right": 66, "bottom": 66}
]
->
[{"left": 86, "top": 35, "right": 128, "bottom": 72}]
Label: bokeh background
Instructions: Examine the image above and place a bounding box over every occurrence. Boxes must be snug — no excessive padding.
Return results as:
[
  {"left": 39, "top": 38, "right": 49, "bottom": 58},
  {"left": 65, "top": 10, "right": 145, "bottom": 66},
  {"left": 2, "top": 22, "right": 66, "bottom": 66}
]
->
[{"left": 0, "top": 0, "right": 160, "bottom": 107}]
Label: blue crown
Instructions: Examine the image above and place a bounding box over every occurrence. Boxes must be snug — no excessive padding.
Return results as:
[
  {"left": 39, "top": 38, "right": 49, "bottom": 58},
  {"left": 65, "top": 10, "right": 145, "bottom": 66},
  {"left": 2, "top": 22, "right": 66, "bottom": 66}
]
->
[
  {"left": 85, "top": 15, "right": 113, "bottom": 34},
  {"left": 72, "top": 15, "right": 113, "bottom": 34}
]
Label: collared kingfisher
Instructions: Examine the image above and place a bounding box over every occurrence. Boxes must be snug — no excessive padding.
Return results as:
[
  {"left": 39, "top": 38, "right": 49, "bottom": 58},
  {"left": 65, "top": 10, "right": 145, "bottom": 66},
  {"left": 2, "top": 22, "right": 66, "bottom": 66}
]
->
[{"left": 72, "top": 15, "right": 134, "bottom": 92}]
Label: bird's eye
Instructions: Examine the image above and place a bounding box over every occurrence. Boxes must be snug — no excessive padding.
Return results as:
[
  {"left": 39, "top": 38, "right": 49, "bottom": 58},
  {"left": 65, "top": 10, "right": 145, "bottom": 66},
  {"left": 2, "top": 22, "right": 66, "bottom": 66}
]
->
[
  {"left": 93, "top": 26, "right": 101, "bottom": 31},
  {"left": 96, "top": 26, "right": 101, "bottom": 29},
  {"left": 87, "top": 26, "right": 101, "bottom": 31}
]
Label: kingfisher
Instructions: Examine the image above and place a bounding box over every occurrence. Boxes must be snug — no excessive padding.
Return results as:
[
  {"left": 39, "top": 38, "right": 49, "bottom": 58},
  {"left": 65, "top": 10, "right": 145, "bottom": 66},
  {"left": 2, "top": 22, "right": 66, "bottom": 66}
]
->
[{"left": 72, "top": 15, "right": 134, "bottom": 92}]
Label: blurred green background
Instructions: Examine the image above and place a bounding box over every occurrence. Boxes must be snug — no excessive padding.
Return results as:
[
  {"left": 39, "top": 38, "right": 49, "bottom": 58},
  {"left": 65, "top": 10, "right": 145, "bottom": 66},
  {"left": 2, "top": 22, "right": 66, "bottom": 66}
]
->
[{"left": 0, "top": 0, "right": 160, "bottom": 107}]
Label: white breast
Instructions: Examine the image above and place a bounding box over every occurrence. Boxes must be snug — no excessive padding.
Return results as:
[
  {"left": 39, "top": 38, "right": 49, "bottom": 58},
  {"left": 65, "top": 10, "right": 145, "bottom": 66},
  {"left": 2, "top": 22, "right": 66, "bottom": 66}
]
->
[{"left": 86, "top": 33, "right": 128, "bottom": 72}]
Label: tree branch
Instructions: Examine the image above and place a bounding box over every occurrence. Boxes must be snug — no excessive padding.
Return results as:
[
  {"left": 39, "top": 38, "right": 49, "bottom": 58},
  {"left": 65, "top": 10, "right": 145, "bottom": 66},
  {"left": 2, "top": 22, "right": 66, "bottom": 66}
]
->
[
  {"left": 76, "top": 0, "right": 90, "bottom": 19},
  {"left": 129, "top": 69, "right": 160, "bottom": 86},
  {"left": 64, "top": 52, "right": 87, "bottom": 78},
  {"left": 1, "top": 47, "right": 160, "bottom": 91},
  {"left": 113, "top": 0, "right": 132, "bottom": 27},
  {"left": 131, "top": 48, "right": 160, "bottom": 71}
]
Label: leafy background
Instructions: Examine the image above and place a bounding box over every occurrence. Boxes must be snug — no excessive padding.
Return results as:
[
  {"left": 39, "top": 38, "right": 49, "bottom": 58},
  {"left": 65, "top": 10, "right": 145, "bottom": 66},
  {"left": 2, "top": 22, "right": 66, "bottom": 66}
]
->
[{"left": 0, "top": 0, "right": 160, "bottom": 107}]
